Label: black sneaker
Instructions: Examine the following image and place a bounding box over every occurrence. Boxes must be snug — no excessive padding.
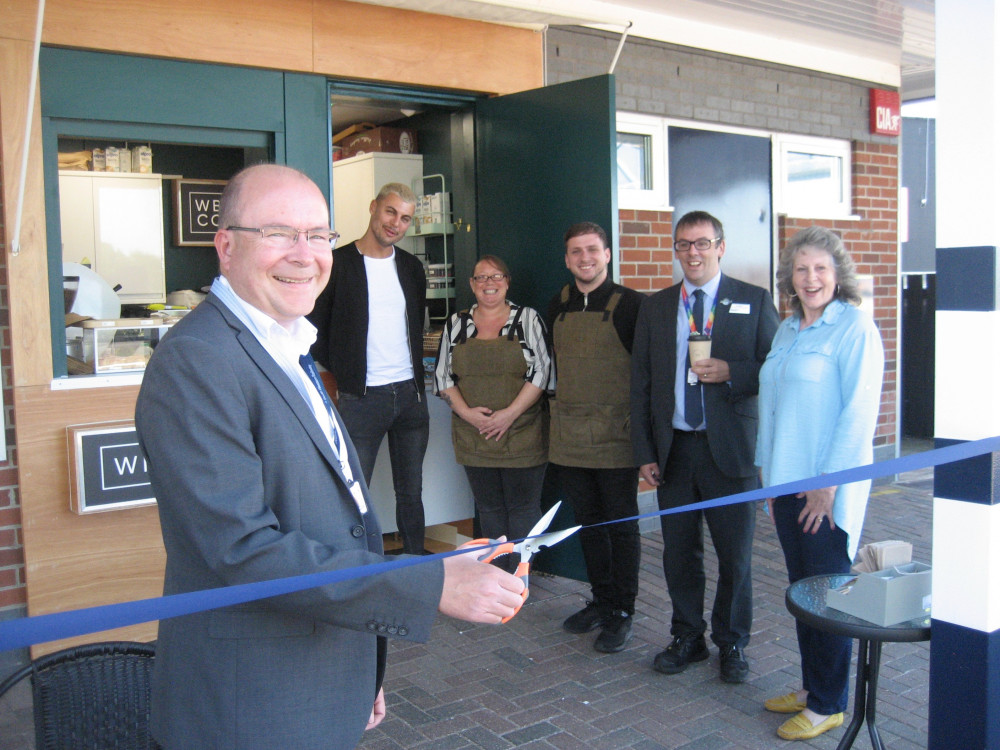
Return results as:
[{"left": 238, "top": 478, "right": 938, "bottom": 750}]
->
[
  {"left": 719, "top": 643, "right": 749, "bottom": 683},
  {"left": 594, "top": 610, "right": 633, "bottom": 653},
  {"left": 652, "top": 633, "right": 709, "bottom": 674},
  {"left": 562, "top": 601, "right": 610, "bottom": 634}
]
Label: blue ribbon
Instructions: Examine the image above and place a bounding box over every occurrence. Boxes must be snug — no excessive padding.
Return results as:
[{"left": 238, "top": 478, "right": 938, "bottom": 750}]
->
[{"left": 2, "top": 436, "right": 997, "bottom": 653}]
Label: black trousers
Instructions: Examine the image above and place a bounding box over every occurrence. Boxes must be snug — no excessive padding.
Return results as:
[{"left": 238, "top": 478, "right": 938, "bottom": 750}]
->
[
  {"left": 657, "top": 430, "right": 757, "bottom": 648},
  {"left": 557, "top": 465, "right": 640, "bottom": 614}
]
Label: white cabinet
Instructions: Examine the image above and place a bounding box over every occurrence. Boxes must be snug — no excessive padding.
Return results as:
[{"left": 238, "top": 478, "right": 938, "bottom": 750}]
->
[
  {"left": 58, "top": 171, "right": 166, "bottom": 305},
  {"left": 331, "top": 154, "right": 459, "bottom": 321},
  {"left": 332, "top": 152, "right": 424, "bottom": 250}
]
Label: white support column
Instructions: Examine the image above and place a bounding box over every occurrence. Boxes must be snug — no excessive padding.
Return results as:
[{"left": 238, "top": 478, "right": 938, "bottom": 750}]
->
[{"left": 928, "top": 1, "right": 1000, "bottom": 748}]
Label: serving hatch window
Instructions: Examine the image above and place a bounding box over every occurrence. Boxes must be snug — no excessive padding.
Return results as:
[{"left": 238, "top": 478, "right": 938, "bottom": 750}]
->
[
  {"left": 774, "top": 135, "right": 852, "bottom": 218},
  {"left": 616, "top": 112, "right": 668, "bottom": 210}
]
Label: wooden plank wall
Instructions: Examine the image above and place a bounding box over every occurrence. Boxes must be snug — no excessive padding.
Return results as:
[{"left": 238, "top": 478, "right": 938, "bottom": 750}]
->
[
  {"left": 1, "top": 0, "right": 543, "bottom": 655},
  {"left": 14, "top": 385, "right": 162, "bottom": 652},
  {"left": 1, "top": 0, "right": 544, "bottom": 96}
]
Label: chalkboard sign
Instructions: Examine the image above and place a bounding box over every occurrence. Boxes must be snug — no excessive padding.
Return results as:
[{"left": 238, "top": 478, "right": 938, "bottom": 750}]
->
[
  {"left": 67, "top": 422, "right": 157, "bottom": 514},
  {"left": 172, "top": 178, "right": 227, "bottom": 246}
]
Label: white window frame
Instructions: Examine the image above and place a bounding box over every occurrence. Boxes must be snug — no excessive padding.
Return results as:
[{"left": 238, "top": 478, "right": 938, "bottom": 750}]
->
[
  {"left": 773, "top": 134, "right": 853, "bottom": 219},
  {"left": 615, "top": 112, "right": 669, "bottom": 211}
]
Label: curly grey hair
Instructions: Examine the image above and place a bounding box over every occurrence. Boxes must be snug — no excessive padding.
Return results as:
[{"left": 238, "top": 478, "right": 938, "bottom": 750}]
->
[{"left": 777, "top": 226, "right": 861, "bottom": 316}]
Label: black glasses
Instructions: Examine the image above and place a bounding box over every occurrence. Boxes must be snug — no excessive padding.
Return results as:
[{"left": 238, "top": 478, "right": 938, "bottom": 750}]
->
[
  {"left": 227, "top": 225, "right": 340, "bottom": 250},
  {"left": 472, "top": 273, "right": 508, "bottom": 283},
  {"left": 673, "top": 237, "right": 721, "bottom": 253}
]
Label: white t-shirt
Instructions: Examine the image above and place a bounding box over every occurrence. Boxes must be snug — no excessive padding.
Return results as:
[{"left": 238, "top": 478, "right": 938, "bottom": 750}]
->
[{"left": 364, "top": 251, "right": 413, "bottom": 385}]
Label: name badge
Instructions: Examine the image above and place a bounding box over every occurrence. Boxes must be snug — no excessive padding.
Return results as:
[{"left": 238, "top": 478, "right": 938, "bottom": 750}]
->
[{"left": 730, "top": 303, "right": 751, "bottom": 314}]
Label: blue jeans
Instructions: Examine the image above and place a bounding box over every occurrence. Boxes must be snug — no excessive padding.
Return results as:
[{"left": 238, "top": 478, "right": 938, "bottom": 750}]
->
[
  {"left": 337, "top": 380, "right": 429, "bottom": 555},
  {"left": 773, "top": 493, "right": 853, "bottom": 715}
]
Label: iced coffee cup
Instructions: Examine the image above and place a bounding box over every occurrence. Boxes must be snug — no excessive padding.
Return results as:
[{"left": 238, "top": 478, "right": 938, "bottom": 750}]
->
[{"left": 688, "top": 333, "right": 711, "bottom": 365}]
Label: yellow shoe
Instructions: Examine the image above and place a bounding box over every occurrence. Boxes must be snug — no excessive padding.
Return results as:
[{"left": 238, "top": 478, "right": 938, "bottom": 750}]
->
[
  {"left": 764, "top": 693, "right": 807, "bottom": 713},
  {"left": 777, "top": 711, "right": 844, "bottom": 740}
]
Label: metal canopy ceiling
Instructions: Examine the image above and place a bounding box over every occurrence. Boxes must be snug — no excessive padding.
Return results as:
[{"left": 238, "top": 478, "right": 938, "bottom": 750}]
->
[{"left": 346, "top": 0, "right": 935, "bottom": 98}]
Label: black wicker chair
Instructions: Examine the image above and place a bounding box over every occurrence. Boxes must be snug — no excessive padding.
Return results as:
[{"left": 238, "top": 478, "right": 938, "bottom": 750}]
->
[{"left": 0, "top": 640, "right": 158, "bottom": 750}]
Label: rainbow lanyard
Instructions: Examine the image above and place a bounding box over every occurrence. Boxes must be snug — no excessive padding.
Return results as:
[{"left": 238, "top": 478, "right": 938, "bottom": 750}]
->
[{"left": 682, "top": 285, "right": 717, "bottom": 336}]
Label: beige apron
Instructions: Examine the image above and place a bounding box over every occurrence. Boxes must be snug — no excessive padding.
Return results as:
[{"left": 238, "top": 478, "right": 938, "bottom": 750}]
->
[
  {"left": 549, "top": 287, "right": 633, "bottom": 468},
  {"left": 450, "top": 309, "right": 546, "bottom": 468}
]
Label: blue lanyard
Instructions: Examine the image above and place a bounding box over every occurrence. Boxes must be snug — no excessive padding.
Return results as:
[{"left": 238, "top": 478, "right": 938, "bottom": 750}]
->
[{"left": 299, "top": 353, "right": 341, "bottom": 454}]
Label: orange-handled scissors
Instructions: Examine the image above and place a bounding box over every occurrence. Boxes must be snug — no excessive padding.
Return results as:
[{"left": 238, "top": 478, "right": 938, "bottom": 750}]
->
[{"left": 459, "top": 500, "right": 580, "bottom": 623}]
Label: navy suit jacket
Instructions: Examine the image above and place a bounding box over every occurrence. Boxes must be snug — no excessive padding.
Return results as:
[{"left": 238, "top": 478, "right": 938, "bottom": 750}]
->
[
  {"left": 136, "top": 293, "right": 443, "bottom": 750},
  {"left": 631, "top": 274, "right": 779, "bottom": 479}
]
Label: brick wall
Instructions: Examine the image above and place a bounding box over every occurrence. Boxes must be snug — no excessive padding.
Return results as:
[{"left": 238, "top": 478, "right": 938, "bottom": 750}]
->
[
  {"left": 779, "top": 142, "right": 899, "bottom": 449},
  {"left": 617, "top": 141, "right": 898, "bottom": 451},
  {"left": 0, "top": 149, "right": 26, "bottom": 614},
  {"left": 546, "top": 26, "right": 898, "bottom": 454},
  {"left": 547, "top": 27, "right": 890, "bottom": 144},
  {"left": 618, "top": 209, "right": 673, "bottom": 292}
]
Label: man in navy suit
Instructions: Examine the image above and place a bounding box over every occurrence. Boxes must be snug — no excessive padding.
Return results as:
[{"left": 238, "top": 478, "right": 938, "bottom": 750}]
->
[
  {"left": 631, "top": 211, "right": 779, "bottom": 684},
  {"left": 136, "top": 164, "right": 523, "bottom": 750}
]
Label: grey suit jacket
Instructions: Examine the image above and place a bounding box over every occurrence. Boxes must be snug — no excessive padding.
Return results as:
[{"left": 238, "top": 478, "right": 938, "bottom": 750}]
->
[
  {"left": 136, "top": 294, "right": 444, "bottom": 750},
  {"left": 631, "top": 274, "right": 779, "bottom": 479}
]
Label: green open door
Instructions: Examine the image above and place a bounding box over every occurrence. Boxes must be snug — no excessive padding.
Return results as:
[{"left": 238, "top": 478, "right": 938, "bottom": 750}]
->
[{"left": 475, "top": 75, "right": 618, "bottom": 581}]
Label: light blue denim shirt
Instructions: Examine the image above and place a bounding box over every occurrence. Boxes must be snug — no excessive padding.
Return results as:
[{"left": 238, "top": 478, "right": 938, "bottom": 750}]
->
[{"left": 756, "top": 299, "right": 884, "bottom": 559}]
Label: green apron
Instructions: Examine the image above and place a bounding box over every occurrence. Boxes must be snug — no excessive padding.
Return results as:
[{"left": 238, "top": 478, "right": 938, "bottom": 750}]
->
[
  {"left": 549, "top": 287, "right": 633, "bottom": 468},
  {"left": 450, "top": 309, "right": 546, "bottom": 468}
]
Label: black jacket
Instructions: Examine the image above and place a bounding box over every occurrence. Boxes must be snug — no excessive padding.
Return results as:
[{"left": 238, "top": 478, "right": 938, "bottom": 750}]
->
[
  {"left": 309, "top": 241, "right": 427, "bottom": 396},
  {"left": 630, "top": 274, "right": 779, "bottom": 478}
]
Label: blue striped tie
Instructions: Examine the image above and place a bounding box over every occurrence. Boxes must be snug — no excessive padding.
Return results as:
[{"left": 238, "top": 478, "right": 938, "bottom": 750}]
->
[{"left": 685, "top": 289, "right": 704, "bottom": 429}]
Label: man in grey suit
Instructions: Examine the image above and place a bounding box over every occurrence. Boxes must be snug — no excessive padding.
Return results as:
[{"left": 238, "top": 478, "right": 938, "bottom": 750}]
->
[
  {"left": 631, "top": 210, "right": 779, "bottom": 684},
  {"left": 136, "top": 164, "right": 524, "bottom": 750}
]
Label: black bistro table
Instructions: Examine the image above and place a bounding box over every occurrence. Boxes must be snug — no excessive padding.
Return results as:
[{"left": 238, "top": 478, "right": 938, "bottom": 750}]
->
[{"left": 785, "top": 573, "right": 931, "bottom": 750}]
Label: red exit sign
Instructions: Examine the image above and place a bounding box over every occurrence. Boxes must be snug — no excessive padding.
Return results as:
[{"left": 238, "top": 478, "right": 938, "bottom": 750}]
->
[{"left": 870, "top": 88, "right": 901, "bottom": 136}]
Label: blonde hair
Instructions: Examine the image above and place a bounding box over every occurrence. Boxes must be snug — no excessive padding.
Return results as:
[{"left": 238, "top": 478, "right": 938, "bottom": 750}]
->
[{"left": 375, "top": 182, "right": 417, "bottom": 206}]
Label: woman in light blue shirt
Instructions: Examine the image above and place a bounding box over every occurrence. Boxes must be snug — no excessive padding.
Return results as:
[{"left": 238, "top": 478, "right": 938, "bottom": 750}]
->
[{"left": 756, "top": 226, "right": 884, "bottom": 742}]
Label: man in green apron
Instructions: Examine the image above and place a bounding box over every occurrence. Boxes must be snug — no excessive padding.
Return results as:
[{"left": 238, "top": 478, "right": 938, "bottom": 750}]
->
[{"left": 546, "top": 222, "right": 644, "bottom": 653}]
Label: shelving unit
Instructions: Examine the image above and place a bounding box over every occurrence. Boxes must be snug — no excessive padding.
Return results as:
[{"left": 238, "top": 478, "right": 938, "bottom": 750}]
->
[{"left": 410, "top": 173, "right": 455, "bottom": 322}]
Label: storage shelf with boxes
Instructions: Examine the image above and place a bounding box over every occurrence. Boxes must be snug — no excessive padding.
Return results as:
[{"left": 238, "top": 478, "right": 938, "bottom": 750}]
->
[{"left": 333, "top": 122, "right": 419, "bottom": 161}]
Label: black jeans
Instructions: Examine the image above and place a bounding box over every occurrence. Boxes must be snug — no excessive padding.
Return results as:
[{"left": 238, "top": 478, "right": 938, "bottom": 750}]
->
[
  {"left": 658, "top": 430, "right": 757, "bottom": 648},
  {"left": 773, "top": 492, "right": 853, "bottom": 715},
  {"left": 463, "top": 464, "right": 546, "bottom": 542},
  {"left": 556, "top": 465, "right": 640, "bottom": 614},
  {"left": 337, "top": 380, "right": 429, "bottom": 555}
]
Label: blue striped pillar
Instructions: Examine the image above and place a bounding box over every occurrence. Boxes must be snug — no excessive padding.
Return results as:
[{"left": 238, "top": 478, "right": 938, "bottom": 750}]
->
[
  {"left": 927, "top": 2, "right": 1000, "bottom": 748},
  {"left": 928, "top": 247, "right": 1000, "bottom": 749}
]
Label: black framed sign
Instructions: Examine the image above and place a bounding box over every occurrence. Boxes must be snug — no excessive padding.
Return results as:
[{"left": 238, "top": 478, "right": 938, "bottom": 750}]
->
[
  {"left": 67, "top": 421, "right": 157, "bottom": 514},
  {"left": 172, "top": 178, "right": 227, "bottom": 246}
]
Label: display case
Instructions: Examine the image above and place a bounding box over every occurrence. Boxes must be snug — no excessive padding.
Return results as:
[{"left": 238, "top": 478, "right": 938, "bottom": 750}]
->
[{"left": 69, "top": 318, "right": 178, "bottom": 374}]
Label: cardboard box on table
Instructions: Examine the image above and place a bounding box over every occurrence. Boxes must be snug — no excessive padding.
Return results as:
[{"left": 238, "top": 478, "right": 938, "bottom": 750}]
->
[
  {"left": 826, "top": 562, "right": 932, "bottom": 626},
  {"left": 339, "top": 126, "right": 418, "bottom": 159}
]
